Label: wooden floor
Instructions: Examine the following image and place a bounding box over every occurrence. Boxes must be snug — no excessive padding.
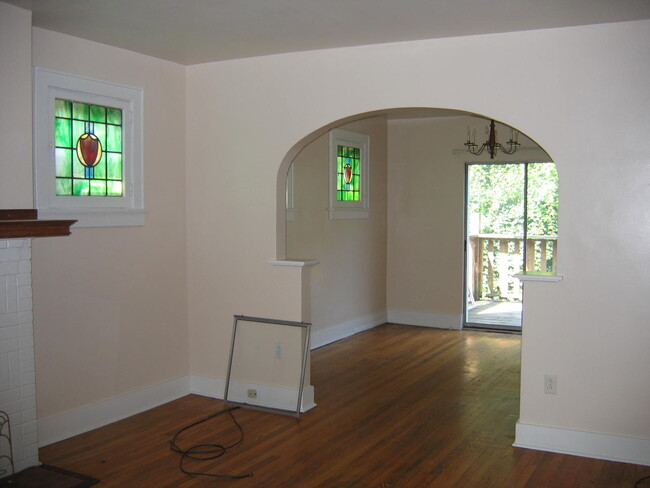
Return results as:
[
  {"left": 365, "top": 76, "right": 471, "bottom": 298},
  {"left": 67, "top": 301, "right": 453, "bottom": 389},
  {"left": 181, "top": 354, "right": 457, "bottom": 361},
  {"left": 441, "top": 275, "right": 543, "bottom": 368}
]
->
[{"left": 40, "top": 324, "right": 649, "bottom": 488}]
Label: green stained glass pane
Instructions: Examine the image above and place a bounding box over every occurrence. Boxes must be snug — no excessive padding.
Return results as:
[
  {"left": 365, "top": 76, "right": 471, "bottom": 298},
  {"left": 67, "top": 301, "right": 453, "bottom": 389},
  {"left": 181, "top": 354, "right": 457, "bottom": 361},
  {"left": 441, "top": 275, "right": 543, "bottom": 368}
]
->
[
  {"left": 353, "top": 175, "right": 360, "bottom": 189},
  {"left": 55, "top": 118, "right": 72, "bottom": 147},
  {"left": 90, "top": 180, "right": 107, "bottom": 196},
  {"left": 73, "top": 179, "right": 89, "bottom": 196},
  {"left": 73, "top": 102, "right": 89, "bottom": 120},
  {"left": 107, "top": 108, "right": 122, "bottom": 125},
  {"left": 353, "top": 158, "right": 359, "bottom": 174},
  {"left": 93, "top": 158, "right": 106, "bottom": 179},
  {"left": 55, "top": 99, "right": 71, "bottom": 118},
  {"left": 55, "top": 148, "right": 72, "bottom": 177},
  {"left": 73, "top": 158, "right": 85, "bottom": 178},
  {"left": 106, "top": 125, "right": 122, "bottom": 152},
  {"left": 93, "top": 124, "right": 106, "bottom": 147},
  {"left": 56, "top": 178, "right": 72, "bottom": 196},
  {"left": 73, "top": 120, "right": 86, "bottom": 147},
  {"left": 337, "top": 156, "right": 343, "bottom": 173},
  {"left": 108, "top": 181, "right": 123, "bottom": 197},
  {"left": 90, "top": 105, "right": 106, "bottom": 123},
  {"left": 355, "top": 147, "right": 360, "bottom": 159},
  {"left": 337, "top": 145, "right": 343, "bottom": 157},
  {"left": 107, "top": 153, "right": 122, "bottom": 180}
]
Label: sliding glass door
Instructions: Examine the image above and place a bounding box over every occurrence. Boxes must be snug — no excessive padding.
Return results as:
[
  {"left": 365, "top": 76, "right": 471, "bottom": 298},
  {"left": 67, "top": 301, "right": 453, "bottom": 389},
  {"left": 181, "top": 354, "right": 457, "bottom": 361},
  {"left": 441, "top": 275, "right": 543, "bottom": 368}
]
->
[{"left": 464, "top": 162, "right": 558, "bottom": 331}]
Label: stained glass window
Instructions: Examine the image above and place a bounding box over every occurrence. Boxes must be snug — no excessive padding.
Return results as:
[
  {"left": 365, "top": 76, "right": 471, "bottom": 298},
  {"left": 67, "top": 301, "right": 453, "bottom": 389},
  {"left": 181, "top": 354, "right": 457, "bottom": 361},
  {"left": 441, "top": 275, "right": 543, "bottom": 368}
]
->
[
  {"left": 336, "top": 145, "right": 361, "bottom": 202},
  {"left": 54, "top": 98, "right": 123, "bottom": 197},
  {"left": 329, "top": 128, "right": 369, "bottom": 219}
]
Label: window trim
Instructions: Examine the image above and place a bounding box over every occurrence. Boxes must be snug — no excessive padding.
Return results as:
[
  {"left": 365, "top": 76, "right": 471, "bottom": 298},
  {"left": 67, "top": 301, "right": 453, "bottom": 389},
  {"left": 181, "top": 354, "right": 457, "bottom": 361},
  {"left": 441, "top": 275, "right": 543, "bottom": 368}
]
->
[
  {"left": 34, "top": 67, "right": 144, "bottom": 227},
  {"left": 328, "top": 128, "right": 370, "bottom": 219}
]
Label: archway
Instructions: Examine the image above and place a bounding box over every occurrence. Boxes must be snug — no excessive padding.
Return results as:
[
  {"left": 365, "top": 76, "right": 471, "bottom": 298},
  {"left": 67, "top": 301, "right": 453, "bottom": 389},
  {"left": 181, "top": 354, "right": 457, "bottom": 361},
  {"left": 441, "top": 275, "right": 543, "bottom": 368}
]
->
[{"left": 276, "top": 108, "right": 554, "bottom": 342}]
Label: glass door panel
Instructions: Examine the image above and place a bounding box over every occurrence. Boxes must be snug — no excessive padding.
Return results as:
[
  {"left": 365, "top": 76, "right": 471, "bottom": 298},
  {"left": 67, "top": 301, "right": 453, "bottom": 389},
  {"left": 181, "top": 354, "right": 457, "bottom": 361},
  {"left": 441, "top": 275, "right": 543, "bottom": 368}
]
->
[{"left": 465, "top": 163, "right": 525, "bottom": 330}]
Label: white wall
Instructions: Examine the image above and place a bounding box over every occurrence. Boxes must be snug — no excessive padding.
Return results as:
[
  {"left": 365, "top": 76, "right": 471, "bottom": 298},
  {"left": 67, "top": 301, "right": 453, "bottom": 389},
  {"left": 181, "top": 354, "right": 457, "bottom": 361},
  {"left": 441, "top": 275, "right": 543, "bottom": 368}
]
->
[
  {"left": 186, "top": 20, "right": 650, "bottom": 460},
  {"left": 2, "top": 0, "right": 648, "bottom": 462},
  {"left": 28, "top": 28, "right": 189, "bottom": 420},
  {"left": 0, "top": 2, "right": 33, "bottom": 208},
  {"left": 286, "top": 117, "right": 388, "bottom": 346},
  {"left": 386, "top": 115, "right": 550, "bottom": 329}
]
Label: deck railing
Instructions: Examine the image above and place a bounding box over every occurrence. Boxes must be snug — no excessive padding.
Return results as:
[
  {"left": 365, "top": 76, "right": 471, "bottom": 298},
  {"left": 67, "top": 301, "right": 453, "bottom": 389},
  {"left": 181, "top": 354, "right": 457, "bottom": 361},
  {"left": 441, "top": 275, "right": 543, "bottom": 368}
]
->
[{"left": 468, "top": 234, "right": 558, "bottom": 302}]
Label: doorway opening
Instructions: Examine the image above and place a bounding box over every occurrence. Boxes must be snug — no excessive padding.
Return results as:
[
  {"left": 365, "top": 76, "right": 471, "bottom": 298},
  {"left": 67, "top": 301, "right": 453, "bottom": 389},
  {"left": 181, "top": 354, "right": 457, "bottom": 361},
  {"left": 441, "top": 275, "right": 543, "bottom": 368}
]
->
[{"left": 464, "top": 161, "right": 558, "bottom": 331}]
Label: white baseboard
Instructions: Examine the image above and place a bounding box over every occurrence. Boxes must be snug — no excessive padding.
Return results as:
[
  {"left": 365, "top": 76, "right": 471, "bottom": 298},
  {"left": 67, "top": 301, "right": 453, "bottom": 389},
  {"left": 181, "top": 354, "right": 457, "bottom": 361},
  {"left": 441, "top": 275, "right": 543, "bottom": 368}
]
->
[
  {"left": 514, "top": 421, "right": 650, "bottom": 466},
  {"left": 38, "top": 375, "right": 316, "bottom": 446},
  {"left": 387, "top": 309, "right": 462, "bottom": 330},
  {"left": 38, "top": 376, "right": 190, "bottom": 447},
  {"left": 191, "top": 375, "right": 316, "bottom": 413},
  {"left": 310, "top": 311, "right": 387, "bottom": 349},
  {"left": 189, "top": 374, "right": 226, "bottom": 398}
]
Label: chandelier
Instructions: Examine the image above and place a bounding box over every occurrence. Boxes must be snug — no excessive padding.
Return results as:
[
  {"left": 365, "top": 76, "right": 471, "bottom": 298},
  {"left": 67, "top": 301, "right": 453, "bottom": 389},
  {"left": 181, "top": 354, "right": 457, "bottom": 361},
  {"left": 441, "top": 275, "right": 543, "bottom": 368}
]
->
[{"left": 465, "top": 119, "right": 520, "bottom": 159}]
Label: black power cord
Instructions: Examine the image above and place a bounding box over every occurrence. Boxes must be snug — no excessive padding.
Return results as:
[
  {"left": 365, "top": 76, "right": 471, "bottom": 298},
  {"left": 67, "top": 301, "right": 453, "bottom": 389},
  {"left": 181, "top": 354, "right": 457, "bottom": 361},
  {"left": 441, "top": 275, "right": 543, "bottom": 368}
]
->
[
  {"left": 169, "top": 406, "right": 253, "bottom": 480},
  {"left": 636, "top": 475, "right": 650, "bottom": 487}
]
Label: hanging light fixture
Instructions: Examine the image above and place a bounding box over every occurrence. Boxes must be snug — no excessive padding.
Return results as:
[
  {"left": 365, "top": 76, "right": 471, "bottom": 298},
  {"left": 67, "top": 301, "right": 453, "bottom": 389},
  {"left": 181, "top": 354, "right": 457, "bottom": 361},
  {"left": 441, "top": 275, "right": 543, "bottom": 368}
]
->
[{"left": 465, "top": 119, "right": 520, "bottom": 159}]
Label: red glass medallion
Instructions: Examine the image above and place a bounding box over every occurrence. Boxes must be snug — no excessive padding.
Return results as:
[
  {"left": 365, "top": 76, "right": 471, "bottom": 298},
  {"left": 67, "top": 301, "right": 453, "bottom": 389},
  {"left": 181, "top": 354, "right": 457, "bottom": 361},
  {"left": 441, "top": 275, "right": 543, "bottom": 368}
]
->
[
  {"left": 76, "top": 133, "right": 103, "bottom": 168},
  {"left": 343, "top": 163, "right": 353, "bottom": 184}
]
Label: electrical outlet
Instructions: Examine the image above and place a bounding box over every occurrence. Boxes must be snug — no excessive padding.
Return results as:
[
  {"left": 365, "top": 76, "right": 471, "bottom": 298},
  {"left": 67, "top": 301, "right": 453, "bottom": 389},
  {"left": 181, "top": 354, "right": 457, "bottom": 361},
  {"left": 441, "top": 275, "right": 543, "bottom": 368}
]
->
[
  {"left": 544, "top": 374, "right": 557, "bottom": 394},
  {"left": 247, "top": 389, "right": 257, "bottom": 399},
  {"left": 274, "top": 342, "right": 284, "bottom": 359}
]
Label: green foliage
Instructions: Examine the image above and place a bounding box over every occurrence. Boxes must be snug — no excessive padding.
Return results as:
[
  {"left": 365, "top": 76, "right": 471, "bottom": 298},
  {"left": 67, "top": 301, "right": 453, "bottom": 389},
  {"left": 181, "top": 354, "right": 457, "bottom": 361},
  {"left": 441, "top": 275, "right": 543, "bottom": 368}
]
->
[{"left": 468, "top": 162, "right": 558, "bottom": 237}]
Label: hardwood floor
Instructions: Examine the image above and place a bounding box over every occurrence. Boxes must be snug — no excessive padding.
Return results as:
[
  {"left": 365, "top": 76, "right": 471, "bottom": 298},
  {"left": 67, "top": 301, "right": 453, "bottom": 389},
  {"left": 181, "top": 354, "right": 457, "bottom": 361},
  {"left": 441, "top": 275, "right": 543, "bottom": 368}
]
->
[{"left": 40, "top": 324, "right": 649, "bottom": 487}]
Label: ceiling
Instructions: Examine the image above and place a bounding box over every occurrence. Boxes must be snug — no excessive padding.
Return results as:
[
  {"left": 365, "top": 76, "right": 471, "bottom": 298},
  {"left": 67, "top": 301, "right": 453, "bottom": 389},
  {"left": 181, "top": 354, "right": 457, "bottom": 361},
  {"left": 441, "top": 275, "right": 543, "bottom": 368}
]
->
[{"left": 6, "top": 0, "right": 650, "bottom": 65}]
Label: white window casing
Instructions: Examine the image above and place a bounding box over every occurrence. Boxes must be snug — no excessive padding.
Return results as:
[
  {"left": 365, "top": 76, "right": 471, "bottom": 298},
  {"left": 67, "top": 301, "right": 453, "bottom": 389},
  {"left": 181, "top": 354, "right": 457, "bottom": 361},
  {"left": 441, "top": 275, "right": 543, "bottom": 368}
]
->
[
  {"left": 34, "top": 67, "right": 145, "bottom": 227},
  {"left": 329, "top": 128, "right": 369, "bottom": 219}
]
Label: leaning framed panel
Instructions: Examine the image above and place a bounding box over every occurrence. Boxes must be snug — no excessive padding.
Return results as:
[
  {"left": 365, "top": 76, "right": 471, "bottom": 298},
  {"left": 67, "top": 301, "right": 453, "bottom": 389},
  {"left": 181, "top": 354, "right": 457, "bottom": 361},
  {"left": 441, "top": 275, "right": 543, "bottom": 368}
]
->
[{"left": 224, "top": 315, "right": 311, "bottom": 417}]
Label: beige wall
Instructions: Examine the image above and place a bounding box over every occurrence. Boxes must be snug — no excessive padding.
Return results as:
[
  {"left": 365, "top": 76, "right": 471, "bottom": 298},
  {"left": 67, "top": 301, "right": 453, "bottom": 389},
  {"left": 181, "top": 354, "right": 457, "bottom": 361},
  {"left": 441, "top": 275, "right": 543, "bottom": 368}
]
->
[
  {"left": 28, "top": 28, "right": 189, "bottom": 418},
  {"left": 187, "top": 20, "right": 650, "bottom": 442},
  {"left": 0, "top": 2, "right": 33, "bottom": 208},
  {"left": 387, "top": 115, "right": 550, "bottom": 324},
  {"left": 286, "top": 117, "right": 388, "bottom": 337},
  {"left": 2, "top": 0, "right": 648, "bottom": 453}
]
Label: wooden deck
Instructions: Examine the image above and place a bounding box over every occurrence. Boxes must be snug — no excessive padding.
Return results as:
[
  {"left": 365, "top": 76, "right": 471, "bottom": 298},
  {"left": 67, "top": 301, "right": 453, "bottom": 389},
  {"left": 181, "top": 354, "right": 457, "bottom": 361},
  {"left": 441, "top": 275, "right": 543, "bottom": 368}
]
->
[
  {"left": 467, "top": 300, "right": 522, "bottom": 327},
  {"left": 39, "top": 325, "right": 648, "bottom": 487}
]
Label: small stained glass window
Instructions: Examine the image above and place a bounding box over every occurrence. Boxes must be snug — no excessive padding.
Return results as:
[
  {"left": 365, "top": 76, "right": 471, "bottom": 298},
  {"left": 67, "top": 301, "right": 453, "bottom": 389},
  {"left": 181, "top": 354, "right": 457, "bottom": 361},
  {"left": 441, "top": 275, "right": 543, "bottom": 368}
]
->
[
  {"left": 54, "top": 98, "right": 123, "bottom": 197},
  {"left": 329, "top": 128, "right": 369, "bottom": 219},
  {"left": 336, "top": 145, "right": 361, "bottom": 202}
]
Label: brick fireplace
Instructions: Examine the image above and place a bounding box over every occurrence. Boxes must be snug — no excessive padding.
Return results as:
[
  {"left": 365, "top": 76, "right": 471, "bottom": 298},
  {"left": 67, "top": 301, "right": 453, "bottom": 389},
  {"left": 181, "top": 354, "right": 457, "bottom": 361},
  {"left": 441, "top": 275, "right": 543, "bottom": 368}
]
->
[{"left": 0, "top": 210, "right": 75, "bottom": 474}]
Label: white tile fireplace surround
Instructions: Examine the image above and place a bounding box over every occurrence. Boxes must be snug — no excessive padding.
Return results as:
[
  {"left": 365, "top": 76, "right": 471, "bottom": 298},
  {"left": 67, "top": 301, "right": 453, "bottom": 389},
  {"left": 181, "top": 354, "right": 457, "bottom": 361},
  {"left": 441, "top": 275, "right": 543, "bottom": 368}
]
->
[
  {"left": 0, "top": 238, "right": 37, "bottom": 473},
  {"left": 0, "top": 210, "right": 75, "bottom": 475}
]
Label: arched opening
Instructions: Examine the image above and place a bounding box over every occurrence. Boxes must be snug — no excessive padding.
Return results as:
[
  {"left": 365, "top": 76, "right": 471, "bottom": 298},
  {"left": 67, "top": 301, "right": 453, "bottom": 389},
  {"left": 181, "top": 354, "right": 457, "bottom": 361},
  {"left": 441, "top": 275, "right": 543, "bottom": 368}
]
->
[{"left": 276, "top": 107, "right": 556, "bottom": 342}]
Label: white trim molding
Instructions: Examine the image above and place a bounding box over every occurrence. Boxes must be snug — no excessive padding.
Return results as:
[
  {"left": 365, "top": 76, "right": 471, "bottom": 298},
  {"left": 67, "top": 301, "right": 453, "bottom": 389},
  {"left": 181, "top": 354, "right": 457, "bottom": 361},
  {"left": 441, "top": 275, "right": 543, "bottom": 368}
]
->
[
  {"left": 329, "top": 128, "right": 370, "bottom": 219},
  {"left": 514, "top": 272, "right": 564, "bottom": 282},
  {"left": 387, "top": 309, "right": 462, "bottom": 330},
  {"left": 37, "top": 375, "right": 316, "bottom": 447},
  {"left": 269, "top": 259, "right": 320, "bottom": 267},
  {"left": 38, "top": 377, "right": 189, "bottom": 447},
  {"left": 514, "top": 421, "right": 650, "bottom": 466},
  {"left": 33, "top": 67, "right": 145, "bottom": 227},
  {"left": 310, "top": 311, "right": 387, "bottom": 349}
]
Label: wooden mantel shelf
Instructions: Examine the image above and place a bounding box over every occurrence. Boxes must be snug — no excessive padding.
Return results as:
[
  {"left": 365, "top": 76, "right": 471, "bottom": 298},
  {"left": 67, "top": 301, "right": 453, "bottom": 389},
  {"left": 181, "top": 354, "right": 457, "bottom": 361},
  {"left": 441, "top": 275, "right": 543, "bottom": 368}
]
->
[{"left": 0, "top": 209, "right": 76, "bottom": 239}]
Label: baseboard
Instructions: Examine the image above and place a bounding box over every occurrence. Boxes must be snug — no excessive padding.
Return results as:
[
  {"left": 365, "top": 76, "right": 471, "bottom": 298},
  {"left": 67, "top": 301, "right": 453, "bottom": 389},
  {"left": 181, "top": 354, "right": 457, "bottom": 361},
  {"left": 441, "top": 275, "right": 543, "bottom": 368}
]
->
[
  {"left": 38, "top": 375, "right": 316, "bottom": 446},
  {"left": 514, "top": 421, "right": 650, "bottom": 466},
  {"left": 387, "top": 309, "right": 462, "bottom": 330},
  {"left": 310, "top": 311, "right": 387, "bottom": 349},
  {"left": 38, "top": 376, "right": 190, "bottom": 447},
  {"left": 189, "top": 374, "right": 226, "bottom": 398}
]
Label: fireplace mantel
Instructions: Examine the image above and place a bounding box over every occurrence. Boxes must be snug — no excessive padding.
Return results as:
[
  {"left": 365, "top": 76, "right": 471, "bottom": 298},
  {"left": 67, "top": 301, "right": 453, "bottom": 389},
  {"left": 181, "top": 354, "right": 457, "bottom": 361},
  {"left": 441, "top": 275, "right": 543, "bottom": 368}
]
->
[{"left": 0, "top": 209, "right": 76, "bottom": 239}]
